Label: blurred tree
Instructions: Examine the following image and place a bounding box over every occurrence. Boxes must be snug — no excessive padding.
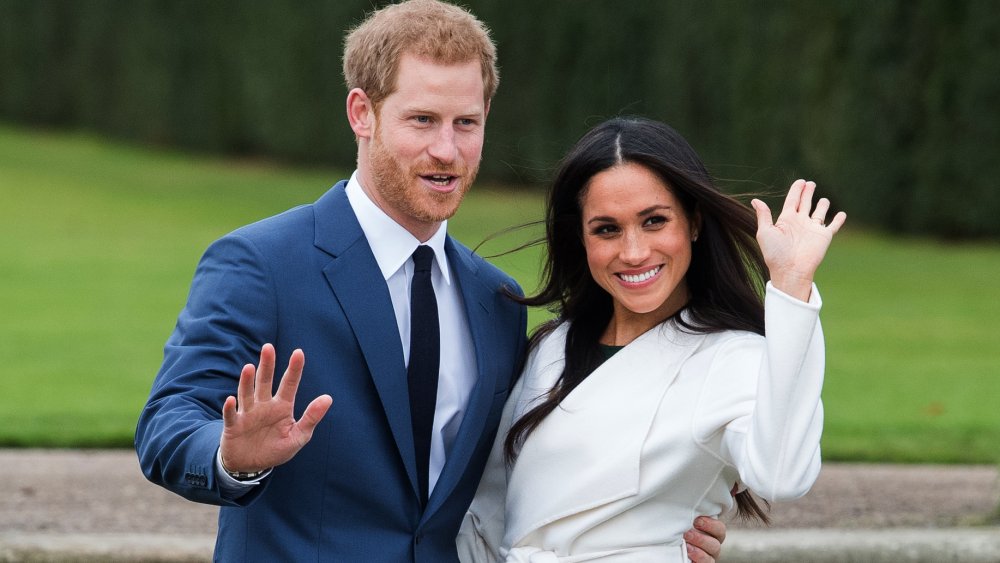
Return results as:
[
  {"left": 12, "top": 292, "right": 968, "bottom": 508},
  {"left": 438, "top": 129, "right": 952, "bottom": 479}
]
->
[{"left": 0, "top": 0, "right": 996, "bottom": 237}]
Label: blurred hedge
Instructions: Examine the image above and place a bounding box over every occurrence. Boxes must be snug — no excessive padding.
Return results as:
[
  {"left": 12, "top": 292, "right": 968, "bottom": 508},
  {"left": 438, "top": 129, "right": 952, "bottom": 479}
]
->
[{"left": 2, "top": 0, "right": 997, "bottom": 238}]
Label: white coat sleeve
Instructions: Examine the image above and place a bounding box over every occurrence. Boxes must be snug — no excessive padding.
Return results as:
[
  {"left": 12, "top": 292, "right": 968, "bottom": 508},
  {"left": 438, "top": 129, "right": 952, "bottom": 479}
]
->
[
  {"left": 699, "top": 282, "right": 825, "bottom": 501},
  {"left": 456, "top": 373, "right": 527, "bottom": 563}
]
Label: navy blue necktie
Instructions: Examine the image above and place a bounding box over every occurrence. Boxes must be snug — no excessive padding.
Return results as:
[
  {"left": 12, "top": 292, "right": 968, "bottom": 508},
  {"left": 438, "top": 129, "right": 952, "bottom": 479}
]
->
[{"left": 408, "top": 245, "right": 439, "bottom": 507}]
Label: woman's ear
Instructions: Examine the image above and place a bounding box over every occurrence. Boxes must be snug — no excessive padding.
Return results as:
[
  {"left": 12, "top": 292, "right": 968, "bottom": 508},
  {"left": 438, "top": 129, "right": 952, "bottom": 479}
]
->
[
  {"left": 346, "top": 88, "right": 376, "bottom": 140},
  {"left": 691, "top": 208, "right": 703, "bottom": 242}
]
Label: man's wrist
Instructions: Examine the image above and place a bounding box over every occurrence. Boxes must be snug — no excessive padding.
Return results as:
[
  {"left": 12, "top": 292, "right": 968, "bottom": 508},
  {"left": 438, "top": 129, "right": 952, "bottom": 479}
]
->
[{"left": 220, "top": 453, "right": 268, "bottom": 481}]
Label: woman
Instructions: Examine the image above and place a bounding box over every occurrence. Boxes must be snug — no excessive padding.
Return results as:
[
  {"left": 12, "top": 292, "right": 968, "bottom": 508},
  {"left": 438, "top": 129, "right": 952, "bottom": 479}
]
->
[{"left": 458, "top": 117, "right": 845, "bottom": 562}]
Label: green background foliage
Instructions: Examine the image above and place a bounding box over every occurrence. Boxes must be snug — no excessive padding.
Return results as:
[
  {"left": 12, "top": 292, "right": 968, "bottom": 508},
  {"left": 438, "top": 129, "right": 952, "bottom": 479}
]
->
[
  {"left": 1, "top": 1, "right": 998, "bottom": 463},
  {"left": 2, "top": 125, "right": 998, "bottom": 463},
  {"left": 1, "top": 0, "right": 998, "bottom": 237}
]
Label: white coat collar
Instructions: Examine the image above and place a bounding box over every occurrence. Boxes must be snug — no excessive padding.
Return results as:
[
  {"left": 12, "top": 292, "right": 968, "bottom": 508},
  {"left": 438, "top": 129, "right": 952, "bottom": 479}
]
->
[{"left": 504, "top": 319, "right": 707, "bottom": 547}]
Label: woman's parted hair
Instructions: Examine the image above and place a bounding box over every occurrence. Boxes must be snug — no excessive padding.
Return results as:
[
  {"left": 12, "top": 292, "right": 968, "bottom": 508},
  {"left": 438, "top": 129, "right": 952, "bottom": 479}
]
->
[
  {"left": 342, "top": 0, "right": 499, "bottom": 106},
  {"left": 506, "top": 116, "right": 772, "bottom": 523}
]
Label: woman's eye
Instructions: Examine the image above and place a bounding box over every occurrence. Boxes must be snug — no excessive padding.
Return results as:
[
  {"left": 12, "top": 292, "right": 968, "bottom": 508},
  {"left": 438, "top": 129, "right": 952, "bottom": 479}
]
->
[
  {"left": 592, "top": 224, "right": 618, "bottom": 236},
  {"left": 644, "top": 215, "right": 667, "bottom": 227}
]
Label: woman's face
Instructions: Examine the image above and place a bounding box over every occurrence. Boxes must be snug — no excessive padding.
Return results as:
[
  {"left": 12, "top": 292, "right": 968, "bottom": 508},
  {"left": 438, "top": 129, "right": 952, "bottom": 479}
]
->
[{"left": 580, "top": 163, "right": 696, "bottom": 332}]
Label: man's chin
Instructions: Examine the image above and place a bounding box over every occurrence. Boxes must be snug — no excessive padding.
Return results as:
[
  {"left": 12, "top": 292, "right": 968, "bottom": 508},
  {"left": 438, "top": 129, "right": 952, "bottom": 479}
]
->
[
  {"left": 424, "top": 204, "right": 463, "bottom": 223},
  {"left": 414, "top": 196, "right": 464, "bottom": 223},
  {"left": 430, "top": 185, "right": 470, "bottom": 213}
]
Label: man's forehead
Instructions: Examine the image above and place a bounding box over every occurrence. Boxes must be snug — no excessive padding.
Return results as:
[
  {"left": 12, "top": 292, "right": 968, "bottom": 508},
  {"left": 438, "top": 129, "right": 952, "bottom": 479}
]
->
[{"left": 385, "top": 56, "right": 487, "bottom": 110}]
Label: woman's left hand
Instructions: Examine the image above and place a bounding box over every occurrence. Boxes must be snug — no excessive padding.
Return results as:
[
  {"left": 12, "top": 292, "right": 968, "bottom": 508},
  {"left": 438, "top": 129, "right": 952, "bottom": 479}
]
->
[{"left": 751, "top": 179, "right": 846, "bottom": 301}]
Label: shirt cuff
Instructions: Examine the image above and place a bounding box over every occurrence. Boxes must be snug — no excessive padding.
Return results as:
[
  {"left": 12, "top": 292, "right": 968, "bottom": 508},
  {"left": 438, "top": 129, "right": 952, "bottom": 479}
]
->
[{"left": 215, "top": 447, "right": 271, "bottom": 499}]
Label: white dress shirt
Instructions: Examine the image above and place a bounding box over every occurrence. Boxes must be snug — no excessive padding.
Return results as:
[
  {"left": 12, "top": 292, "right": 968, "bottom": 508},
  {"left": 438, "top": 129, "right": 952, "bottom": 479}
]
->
[
  {"left": 345, "top": 172, "right": 478, "bottom": 495},
  {"left": 217, "top": 173, "right": 478, "bottom": 497}
]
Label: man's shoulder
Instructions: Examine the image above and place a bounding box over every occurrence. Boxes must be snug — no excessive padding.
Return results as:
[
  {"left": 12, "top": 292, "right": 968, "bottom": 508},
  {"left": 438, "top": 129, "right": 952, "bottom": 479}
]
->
[
  {"left": 230, "top": 203, "right": 314, "bottom": 241},
  {"left": 447, "top": 237, "right": 522, "bottom": 294},
  {"left": 223, "top": 182, "right": 349, "bottom": 247}
]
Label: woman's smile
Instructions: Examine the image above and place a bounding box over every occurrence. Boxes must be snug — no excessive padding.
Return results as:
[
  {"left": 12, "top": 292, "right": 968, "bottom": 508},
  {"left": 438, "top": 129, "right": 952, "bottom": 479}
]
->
[{"left": 616, "top": 265, "right": 663, "bottom": 285}]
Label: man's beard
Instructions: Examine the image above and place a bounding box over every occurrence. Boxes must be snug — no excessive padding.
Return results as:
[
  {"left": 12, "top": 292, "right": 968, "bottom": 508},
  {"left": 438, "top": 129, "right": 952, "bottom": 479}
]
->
[{"left": 368, "top": 128, "right": 477, "bottom": 224}]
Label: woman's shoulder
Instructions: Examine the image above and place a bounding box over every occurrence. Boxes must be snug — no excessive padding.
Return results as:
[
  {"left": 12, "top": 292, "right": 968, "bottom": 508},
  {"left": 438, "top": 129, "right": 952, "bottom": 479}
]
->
[
  {"left": 527, "top": 321, "right": 569, "bottom": 356},
  {"left": 691, "top": 327, "right": 765, "bottom": 361},
  {"left": 704, "top": 327, "right": 762, "bottom": 345},
  {"left": 520, "top": 322, "right": 569, "bottom": 386}
]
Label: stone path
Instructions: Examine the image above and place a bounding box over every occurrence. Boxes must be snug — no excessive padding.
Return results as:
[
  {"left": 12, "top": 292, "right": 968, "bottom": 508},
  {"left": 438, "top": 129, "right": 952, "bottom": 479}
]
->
[{"left": 1, "top": 449, "right": 998, "bottom": 561}]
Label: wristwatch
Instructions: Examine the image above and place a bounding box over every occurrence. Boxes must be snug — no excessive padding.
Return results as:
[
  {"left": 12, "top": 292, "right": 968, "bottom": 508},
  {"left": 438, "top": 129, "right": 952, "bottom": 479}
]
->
[
  {"left": 221, "top": 456, "right": 267, "bottom": 481},
  {"left": 226, "top": 467, "right": 267, "bottom": 481}
]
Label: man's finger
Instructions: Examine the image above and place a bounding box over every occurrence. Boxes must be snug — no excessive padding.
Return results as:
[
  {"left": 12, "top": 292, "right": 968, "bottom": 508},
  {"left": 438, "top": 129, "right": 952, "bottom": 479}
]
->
[
  {"left": 295, "top": 394, "right": 333, "bottom": 444},
  {"left": 695, "top": 515, "right": 727, "bottom": 544},
  {"left": 276, "top": 349, "right": 306, "bottom": 403},
  {"left": 685, "top": 545, "right": 715, "bottom": 563},
  {"left": 237, "top": 363, "right": 256, "bottom": 411},
  {"left": 222, "top": 396, "right": 238, "bottom": 428},
  {"left": 684, "top": 528, "right": 722, "bottom": 563},
  {"left": 254, "top": 343, "right": 277, "bottom": 403}
]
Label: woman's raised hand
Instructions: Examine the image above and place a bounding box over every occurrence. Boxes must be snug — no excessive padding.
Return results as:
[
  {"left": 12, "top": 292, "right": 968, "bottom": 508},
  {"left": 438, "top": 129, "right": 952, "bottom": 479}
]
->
[{"left": 751, "top": 179, "right": 846, "bottom": 301}]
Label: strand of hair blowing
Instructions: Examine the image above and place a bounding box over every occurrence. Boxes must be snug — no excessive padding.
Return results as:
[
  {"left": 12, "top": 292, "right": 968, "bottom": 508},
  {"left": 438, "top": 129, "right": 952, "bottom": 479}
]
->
[{"left": 503, "top": 117, "right": 771, "bottom": 524}]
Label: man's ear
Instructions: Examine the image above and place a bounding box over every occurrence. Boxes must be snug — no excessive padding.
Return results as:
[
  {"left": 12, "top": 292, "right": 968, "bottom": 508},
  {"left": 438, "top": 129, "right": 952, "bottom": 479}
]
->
[{"left": 346, "top": 88, "right": 376, "bottom": 140}]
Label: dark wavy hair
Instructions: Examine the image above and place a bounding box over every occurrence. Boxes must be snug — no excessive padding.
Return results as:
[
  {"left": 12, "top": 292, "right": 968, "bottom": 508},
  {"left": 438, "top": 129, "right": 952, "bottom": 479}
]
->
[{"left": 505, "top": 116, "right": 771, "bottom": 524}]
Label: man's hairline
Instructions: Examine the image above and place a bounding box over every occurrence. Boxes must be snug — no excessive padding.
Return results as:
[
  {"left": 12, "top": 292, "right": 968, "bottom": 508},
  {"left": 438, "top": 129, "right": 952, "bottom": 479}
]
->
[{"left": 366, "top": 51, "right": 495, "bottom": 110}]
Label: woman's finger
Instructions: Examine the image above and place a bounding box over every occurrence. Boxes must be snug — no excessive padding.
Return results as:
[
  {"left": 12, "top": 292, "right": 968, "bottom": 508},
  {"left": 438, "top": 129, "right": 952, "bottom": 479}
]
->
[
  {"left": 812, "top": 197, "right": 831, "bottom": 225},
  {"left": 751, "top": 199, "right": 773, "bottom": 233},
  {"left": 781, "top": 179, "right": 807, "bottom": 216},
  {"left": 826, "top": 210, "right": 848, "bottom": 234}
]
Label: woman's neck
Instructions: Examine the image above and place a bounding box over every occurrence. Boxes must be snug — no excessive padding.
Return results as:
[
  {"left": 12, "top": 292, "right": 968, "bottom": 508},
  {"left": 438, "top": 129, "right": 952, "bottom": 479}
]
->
[{"left": 600, "top": 293, "right": 689, "bottom": 346}]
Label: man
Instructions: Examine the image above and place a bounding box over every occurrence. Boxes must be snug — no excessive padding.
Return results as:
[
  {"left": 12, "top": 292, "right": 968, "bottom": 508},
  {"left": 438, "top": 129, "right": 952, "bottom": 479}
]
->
[{"left": 135, "top": 1, "right": 725, "bottom": 561}]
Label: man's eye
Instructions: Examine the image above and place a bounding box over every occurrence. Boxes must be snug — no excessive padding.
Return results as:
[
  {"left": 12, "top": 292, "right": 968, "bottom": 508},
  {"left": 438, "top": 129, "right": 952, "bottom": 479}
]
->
[
  {"left": 414, "top": 116, "right": 431, "bottom": 124},
  {"left": 458, "top": 118, "right": 475, "bottom": 126}
]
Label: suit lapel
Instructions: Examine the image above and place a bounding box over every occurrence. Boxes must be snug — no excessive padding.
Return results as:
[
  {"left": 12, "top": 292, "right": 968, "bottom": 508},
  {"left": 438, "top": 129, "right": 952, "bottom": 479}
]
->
[
  {"left": 314, "top": 183, "right": 419, "bottom": 498},
  {"left": 425, "top": 238, "right": 498, "bottom": 517}
]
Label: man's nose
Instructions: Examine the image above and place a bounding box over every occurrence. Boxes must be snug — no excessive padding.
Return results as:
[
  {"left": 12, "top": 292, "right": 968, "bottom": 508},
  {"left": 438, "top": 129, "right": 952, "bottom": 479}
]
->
[{"left": 427, "top": 127, "right": 458, "bottom": 164}]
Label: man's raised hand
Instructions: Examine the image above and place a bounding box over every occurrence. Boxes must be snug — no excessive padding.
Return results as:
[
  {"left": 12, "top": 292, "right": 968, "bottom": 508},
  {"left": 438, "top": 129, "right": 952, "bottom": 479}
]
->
[{"left": 220, "top": 344, "right": 333, "bottom": 473}]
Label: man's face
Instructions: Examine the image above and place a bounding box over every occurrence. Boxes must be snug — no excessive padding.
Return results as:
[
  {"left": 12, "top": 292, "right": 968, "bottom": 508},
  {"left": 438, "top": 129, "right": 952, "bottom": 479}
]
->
[{"left": 361, "top": 54, "right": 487, "bottom": 240}]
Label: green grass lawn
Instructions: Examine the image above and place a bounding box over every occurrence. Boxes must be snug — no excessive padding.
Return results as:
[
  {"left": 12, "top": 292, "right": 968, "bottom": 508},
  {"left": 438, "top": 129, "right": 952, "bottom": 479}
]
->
[{"left": 2, "top": 123, "right": 998, "bottom": 464}]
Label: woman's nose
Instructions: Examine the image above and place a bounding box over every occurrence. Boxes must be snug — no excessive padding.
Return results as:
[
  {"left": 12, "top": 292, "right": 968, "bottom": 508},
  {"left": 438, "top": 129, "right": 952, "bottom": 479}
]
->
[{"left": 620, "top": 230, "right": 650, "bottom": 264}]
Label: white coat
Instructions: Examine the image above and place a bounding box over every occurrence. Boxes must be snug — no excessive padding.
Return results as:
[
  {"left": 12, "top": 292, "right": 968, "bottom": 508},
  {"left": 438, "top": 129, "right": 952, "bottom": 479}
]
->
[{"left": 458, "top": 283, "right": 825, "bottom": 562}]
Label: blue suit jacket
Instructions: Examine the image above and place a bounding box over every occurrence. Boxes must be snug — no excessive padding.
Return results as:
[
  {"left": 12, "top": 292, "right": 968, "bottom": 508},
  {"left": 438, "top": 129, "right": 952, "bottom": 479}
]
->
[{"left": 135, "top": 181, "right": 528, "bottom": 562}]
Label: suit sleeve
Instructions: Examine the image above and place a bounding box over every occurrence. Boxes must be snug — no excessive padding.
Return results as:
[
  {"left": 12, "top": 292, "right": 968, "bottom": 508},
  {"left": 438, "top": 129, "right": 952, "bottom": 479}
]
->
[
  {"left": 134, "top": 233, "right": 277, "bottom": 506},
  {"left": 695, "top": 282, "right": 825, "bottom": 502}
]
